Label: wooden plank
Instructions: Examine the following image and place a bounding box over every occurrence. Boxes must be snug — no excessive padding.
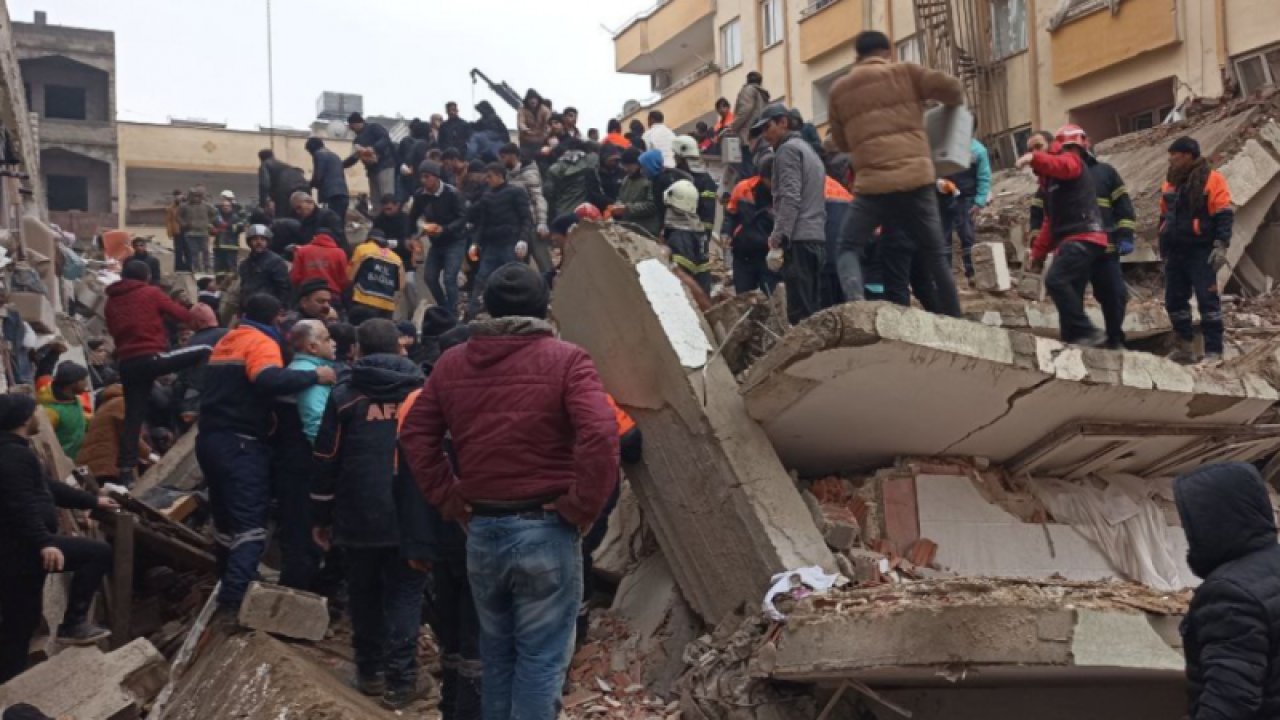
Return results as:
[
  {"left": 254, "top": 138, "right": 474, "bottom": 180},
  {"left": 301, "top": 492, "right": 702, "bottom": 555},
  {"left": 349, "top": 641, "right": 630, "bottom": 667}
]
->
[
  {"left": 135, "top": 428, "right": 200, "bottom": 495},
  {"left": 110, "top": 512, "right": 135, "bottom": 650},
  {"left": 133, "top": 521, "right": 216, "bottom": 573},
  {"left": 159, "top": 494, "right": 200, "bottom": 524}
]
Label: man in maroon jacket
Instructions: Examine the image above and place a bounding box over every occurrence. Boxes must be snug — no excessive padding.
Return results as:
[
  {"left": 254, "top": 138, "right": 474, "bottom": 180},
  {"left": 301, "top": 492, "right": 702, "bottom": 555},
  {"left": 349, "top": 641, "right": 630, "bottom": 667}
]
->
[
  {"left": 104, "top": 260, "right": 213, "bottom": 485},
  {"left": 401, "top": 262, "right": 618, "bottom": 719}
]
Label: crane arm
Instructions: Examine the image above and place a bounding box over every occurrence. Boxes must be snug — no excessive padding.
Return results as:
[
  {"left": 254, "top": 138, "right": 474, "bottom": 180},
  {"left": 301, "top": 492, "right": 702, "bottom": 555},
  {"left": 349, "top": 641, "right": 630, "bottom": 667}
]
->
[{"left": 470, "top": 68, "right": 523, "bottom": 112}]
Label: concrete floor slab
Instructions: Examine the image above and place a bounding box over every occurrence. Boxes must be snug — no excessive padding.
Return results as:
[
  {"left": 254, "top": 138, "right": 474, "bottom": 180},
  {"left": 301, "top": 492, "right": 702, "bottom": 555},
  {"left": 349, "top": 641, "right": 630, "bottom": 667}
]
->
[{"left": 742, "top": 303, "right": 1276, "bottom": 475}]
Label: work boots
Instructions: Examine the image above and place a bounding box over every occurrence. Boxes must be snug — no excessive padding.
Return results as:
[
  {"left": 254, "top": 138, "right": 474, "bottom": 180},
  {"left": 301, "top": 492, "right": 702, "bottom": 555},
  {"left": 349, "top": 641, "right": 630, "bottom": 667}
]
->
[
  {"left": 57, "top": 622, "right": 111, "bottom": 646},
  {"left": 1168, "top": 338, "right": 1198, "bottom": 365}
]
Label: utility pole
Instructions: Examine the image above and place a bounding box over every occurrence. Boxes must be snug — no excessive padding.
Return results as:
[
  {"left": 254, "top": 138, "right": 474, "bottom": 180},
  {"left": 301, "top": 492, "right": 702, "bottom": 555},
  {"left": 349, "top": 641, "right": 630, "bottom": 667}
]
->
[{"left": 266, "top": 0, "right": 276, "bottom": 149}]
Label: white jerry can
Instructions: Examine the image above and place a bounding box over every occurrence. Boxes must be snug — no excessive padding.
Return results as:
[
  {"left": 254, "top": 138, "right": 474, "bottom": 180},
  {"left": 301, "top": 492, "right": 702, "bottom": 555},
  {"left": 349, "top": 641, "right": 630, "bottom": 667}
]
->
[
  {"left": 721, "top": 135, "right": 743, "bottom": 164},
  {"left": 924, "top": 104, "right": 974, "bottom": 176}
]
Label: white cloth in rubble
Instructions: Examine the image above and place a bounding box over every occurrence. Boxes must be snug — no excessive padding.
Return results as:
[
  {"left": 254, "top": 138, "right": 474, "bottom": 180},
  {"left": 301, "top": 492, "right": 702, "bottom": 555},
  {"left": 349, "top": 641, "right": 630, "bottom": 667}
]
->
[
  {"left": 762, "top": 566, "right": 845, "bottom": 622},
  {"left": 1030, "top": 474, "right": 1186, "bottom": 591}
]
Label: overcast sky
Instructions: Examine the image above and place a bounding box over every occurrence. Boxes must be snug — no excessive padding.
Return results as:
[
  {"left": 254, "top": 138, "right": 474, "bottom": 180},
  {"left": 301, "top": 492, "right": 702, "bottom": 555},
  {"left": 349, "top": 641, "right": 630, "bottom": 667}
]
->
[{"left": 10, "top": 0, "right": 656, "bottom": 132}]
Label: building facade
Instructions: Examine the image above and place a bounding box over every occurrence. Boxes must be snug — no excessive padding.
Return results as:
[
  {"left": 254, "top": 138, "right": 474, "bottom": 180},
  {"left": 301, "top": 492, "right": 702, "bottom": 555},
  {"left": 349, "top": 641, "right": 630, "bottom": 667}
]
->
[
  {"left": 13, "top": 10, "right": 117, "bottom": 237},
  {"left": 614, "top": 0, "right": 1280, "bottom": 167}
]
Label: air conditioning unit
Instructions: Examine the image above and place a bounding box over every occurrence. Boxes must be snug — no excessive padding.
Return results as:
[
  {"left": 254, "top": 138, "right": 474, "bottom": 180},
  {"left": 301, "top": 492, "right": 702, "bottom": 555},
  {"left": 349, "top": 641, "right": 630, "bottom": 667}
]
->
[{"left": 651, "top": 70, "right": 673, "bottom": 93}]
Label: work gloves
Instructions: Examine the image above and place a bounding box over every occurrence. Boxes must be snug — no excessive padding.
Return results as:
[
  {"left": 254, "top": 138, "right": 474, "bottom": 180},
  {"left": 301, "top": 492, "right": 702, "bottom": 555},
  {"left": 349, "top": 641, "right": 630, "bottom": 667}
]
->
[{"left": 1209, "top": 243, "right": 1229, "bottom": 271}]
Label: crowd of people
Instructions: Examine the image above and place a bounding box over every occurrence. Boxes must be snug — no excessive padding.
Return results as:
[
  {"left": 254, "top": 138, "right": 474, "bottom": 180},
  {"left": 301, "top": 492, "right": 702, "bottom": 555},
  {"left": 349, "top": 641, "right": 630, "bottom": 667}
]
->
[{"left": 0, "top": 26, "right": 1256, "bottom": 720}]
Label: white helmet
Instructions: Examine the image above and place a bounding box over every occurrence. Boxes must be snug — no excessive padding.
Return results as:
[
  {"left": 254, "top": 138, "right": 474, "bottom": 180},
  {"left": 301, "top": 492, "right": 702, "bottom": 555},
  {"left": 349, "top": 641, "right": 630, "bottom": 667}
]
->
[
  {"left": 246, "top": 223, "right": 273, "bottom": 240},
  {"left": 664, "top": 180, "right": 699, "bottom": 215},
  {"left": 671, "top": 135, "right": 701, "bottom": 160},
  {"left": 220, "top": 189, "right": 236, "bottom": 200}
]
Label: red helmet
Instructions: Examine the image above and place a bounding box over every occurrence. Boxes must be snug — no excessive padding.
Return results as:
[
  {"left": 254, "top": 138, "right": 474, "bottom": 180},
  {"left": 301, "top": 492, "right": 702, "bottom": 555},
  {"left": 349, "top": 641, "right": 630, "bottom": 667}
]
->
[
  {"left": 574, "top": 203, "right": 602, "bottom": 222},
  {"left": 1055, "top": 124, "right": 1089, "bottom": 150}
]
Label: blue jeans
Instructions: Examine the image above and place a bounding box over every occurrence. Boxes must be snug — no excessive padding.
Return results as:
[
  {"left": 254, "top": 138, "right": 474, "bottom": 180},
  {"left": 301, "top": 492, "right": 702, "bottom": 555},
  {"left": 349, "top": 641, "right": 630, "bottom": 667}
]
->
[
  {"left": 466, "top": 244, "right": 518, "bottom": 320},
  {"left": 467, "top": 514, "right": 582, "bottom": 720},
  {"left": 425, "top": 239, "right": 466, "bottom": 317},
  {"left": 344, "top": 546, "right": 428, "bottom": 690},
  {"left": 197, "top": 430, "right": 272, "bottom": 608}
]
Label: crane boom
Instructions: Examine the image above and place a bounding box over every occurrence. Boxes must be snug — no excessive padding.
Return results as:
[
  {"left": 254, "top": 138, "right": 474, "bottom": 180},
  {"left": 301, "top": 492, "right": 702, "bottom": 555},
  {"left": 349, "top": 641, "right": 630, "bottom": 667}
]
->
[{"left": 470, "top": 69, "right": 523, "bottom": 113}]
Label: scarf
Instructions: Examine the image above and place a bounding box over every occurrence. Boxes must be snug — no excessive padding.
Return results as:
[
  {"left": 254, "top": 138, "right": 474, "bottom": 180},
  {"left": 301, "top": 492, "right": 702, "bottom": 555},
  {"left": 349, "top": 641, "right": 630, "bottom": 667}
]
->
[{"left": 1167, "top": 157, "right": 1211, "bottom": 214}]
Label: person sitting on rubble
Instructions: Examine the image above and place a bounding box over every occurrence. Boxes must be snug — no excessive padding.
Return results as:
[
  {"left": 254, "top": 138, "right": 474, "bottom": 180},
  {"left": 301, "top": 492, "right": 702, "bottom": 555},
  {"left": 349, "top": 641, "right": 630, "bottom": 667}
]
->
[
  {"left": 34, "top": 346, "right": 92, "bottom": 459},
  {"left": 1175, "top": 462, "right": 1280, "bottom": 718},
  {"left": 312, "top": 319, "right": 430, "bottom": 710},
  {"left": 1161, "top": 136, "right": 1233, "bottom": 364},
  {"left": 1020, "top": 124, "right": 1109, "bottom": 348},
  {"left": 1028, "top": 127, "right": 1136, "bottom": 350},
  {"left": 401, "top": 262, "right": 619, "bottom": 720},
  {"left": 198, "top": 293, "right": 336, "bottom": 612},
  {"left": 76, "top": 383, "right": 151, "bottom": 486},
  {"left": 0, "top": 393, "right": 119, "bottom": 684}
]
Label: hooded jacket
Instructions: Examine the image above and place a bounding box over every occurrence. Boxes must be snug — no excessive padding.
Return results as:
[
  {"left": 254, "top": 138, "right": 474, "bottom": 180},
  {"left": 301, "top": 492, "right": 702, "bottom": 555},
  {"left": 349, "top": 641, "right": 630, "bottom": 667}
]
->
[
  {"left": 1176, "top": 462, "right": 1280, "bottom": 720},
  {"left": 731, "top": 82, "right": 770, "bottom": 143},
  {"left": 105, "top": 279, "right": 195, "bottom": 361},
  {"left": 76, "top": 384, "right": 150, "bottom": 480},
  {"left": 313, "top": 353, "right": 430, "bottom": 552},
  {"left": 517, "top": 98, "right": 552, "bottom": 146},
  {"left": 544, "top": 150, "right": 603, "bottom": 220},
  {"left": 400, "top": 317, "right": 619, "bottom": 529},
  {"left": 0, "top": 432, "right": 98, "bottom": 571},
  {"left": 616, "top": 173, "right": 661, "bottom": 237},
  {"left": 290, "top": 233, "right": 348, "bottom": 295}
]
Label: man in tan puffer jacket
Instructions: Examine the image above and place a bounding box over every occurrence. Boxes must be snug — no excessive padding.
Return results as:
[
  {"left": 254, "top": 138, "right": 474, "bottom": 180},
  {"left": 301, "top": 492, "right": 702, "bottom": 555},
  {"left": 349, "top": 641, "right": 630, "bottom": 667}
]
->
[{"left": 829, "top": 30, "right": 966, "bottom": 317}]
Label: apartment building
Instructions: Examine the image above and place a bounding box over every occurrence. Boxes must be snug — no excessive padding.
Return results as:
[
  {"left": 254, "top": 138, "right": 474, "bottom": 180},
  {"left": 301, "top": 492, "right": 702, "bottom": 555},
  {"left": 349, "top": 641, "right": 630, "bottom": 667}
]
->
[{"left": 614, "top": 0, "right": 1280, "bottom": 168}]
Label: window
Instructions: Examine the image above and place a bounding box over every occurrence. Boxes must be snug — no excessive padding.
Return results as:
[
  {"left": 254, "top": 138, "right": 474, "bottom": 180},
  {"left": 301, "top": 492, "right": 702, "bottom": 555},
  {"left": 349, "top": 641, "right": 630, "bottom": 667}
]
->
[
  {"left": 992, "top": 0, "right": 1028, "bottom": 59},
  {"left": 812, "top": 67, "right": 852, "bottom": 124},
  {"left": 762, "top": 0, "right": 784, "bottom": 48},
  {"left": 44, "top": 85, "right": 87, "bottom": 120},
  {"left": 1125, "top": 105, "right": 1173, "bottom": 134},
  {"left": 1234, "top": 44, "right": 1280, "bottom": 95},
  {"left": 896, "top": 34, "right": 924, "bottom": 65},
  {"left": 721, "top": 19, "right": 743, "bottom": 70},
  {"left": 989, "top": 126, "right": 1032, "bottom": 170},
  {"left": 47, "top": 174, "right": 88, "bottom": 211}
]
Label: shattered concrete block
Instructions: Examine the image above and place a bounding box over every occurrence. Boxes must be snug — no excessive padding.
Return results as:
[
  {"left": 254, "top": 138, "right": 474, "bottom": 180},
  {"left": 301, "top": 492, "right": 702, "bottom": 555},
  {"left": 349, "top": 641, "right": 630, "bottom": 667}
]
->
[
  {"left": 823, "top": 520, "right": 860, "bottom": 552},
  {"left": 556, "top": 224, "right": 834, "bottom": 623},
  {"left": 238, "top": 582, "right": 329, "bottom": 641},
  {"left": 966, "top": 296, "right": 1172, "bottom": 341},
  {"left": 8, "top": 290, "right": 57, "bottom": 334},
  {"left": 1218, "top": 138, "right": 1280, "bottom": 207},
  {"left": 136, "top": 426, "right": 202, "bottom": 493},
  {"left": 843, "top": 549, "right": 888, "bottom": 584},
  {"left": 741, "top": 302, "right": 1277, "bottom": 475},
  {"left": 591, "top": 479, "right": 652, "bottom": 582},
  {"left": 22, "top": 216, "right": 62, "bottom": 308},
  {"left": 0, "top": 638, "right": 166, "bottom": 720},
  {"left": 611, "top": 552, "right": 701, "bottom": 695},
  {"left": 971, "top": 242, "right": 1012, "bottom": 292}
]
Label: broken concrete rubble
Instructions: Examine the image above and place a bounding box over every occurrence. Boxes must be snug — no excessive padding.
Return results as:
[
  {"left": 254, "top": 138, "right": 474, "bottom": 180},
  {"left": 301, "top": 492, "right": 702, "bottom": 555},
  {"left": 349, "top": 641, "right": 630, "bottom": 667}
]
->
[
  {"left": 556, "top": 223, "right": 834, "bottom": 623},
  {"left": 741, "top": 302, "right": 1276, "bottom": 475},
  {"left": 971, "top": 241, "right": 1011, "bottom": 292},
  {"left": 237, "top": 582, "right": 330, "bottom": 642},
  {"left": 964, "top": 295, "right": 1172, "bottom": 340},
  {"left": 0, "top": 638, "right": 166, "bottom": 720},
  {"left": 609, "top": 552, "right": 701, "bottom": 695}
]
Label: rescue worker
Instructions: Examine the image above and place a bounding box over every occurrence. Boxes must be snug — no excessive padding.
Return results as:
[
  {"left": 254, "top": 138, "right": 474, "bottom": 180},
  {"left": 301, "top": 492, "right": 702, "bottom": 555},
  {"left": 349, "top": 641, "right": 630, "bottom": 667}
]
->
[
  {"left": 348, "top": 230, "right": 406, "bottom": 324},
  {"left": 1020, "top": 125, "right": 1109, "bottom": 347},
  {"left": 198, "top": 293, "right": 335, "bottom": 611},
  {"left": 238, "top": 224, "right": 293, "bottom": 308},
  {"left": 671, "top": 135, "right": 719, "bottom": 234},
  {"left": 663, "top": 180, "right": 713, "bottom": 295},
  {"left": 1160, "top": 136, "right": 1233, "bottom": 363},
  {"left": 722, "top": 155, "right": 781, "bottom": 295},
  {"left": 1029, "top": 127, "right": 1136, "bottom": 349}
]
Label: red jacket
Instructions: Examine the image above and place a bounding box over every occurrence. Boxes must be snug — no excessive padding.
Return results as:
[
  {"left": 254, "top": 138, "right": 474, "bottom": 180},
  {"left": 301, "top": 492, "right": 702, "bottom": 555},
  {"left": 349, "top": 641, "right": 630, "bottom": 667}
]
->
[
  {"left": 400, "top": 318, "right": 619, "bottom": 529},
  {"left": 290, "top": 233, "right": 348, "bottom": 294},
  {"left": 1029, "top": 149, "right": 1109, "bottom": 261},
  {"left": 104, "top": 279, "right": 194, "bottom": 361}
]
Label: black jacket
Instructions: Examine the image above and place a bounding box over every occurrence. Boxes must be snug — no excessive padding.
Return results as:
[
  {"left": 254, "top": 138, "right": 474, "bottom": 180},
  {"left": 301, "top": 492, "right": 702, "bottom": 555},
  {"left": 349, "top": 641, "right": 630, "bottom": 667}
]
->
[
  {"left": 0, "top": 432, "right": 97, "bottom": 572},
  {"left": 1031, "top": 156, "right": 1136, "bottom": 251},
  {"left": 1176, "top": 462, "right": 1280, "bottom": 720},
  {"left": 309, "top": 147, "right": 349, "bottom": 200},
  {"left": 468, "top": 182, "right": 531, "bottom": 248},
  {"left": 238, "top": 250, "right": 292, "bottom": 306},
  {"left": 299, "top": 207, "right": 347, "bottom": 252},
  {"left": 410, "top": 184, "right": 469, "bottom": 246},
  {"left": 259, "top": 158, "right": 308, "bottom": 209},
  {"left": 131, "top": 250, "right": 162, "bottom": 285},
  {"left": 373, "top": 211, "right": 414, "bottom": 266},
  {"left": 438, "top": 117, "right": 472, "bottom": 156},
  {"left": 312, "top": 354, "right": 430, "bottom": 554},
  {"left": 268, "top": 218, "right": 305, "bottom": 258},
  {"left": 345, "top": 122, "right": 396, "bottom": 173}
]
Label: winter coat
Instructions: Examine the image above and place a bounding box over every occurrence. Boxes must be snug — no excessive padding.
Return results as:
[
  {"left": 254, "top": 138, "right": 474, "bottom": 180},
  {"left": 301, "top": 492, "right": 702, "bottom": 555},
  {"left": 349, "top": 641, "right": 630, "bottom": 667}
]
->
[
  {"left": 130, "top": 250, "right": 162, "bottom": 285},
  {"left": 298, "top": 207, "right": 347, "bottom": 252},
  {"left": 829, "top": 57, "right": 965, "bottom": 195},
  {"left": 771, "top": 132, "right": 828, "bottom": 243},
  {"left": 238, "top": 250, "right": 293, "bottom": 307},
  {"left": 409, "top": 183, "right": 469, "bottom": 246},
  {"left": 468, "top": 182, "right": 532, "bottom": 248},
  {"left": 348, "top": 242, "right": 405, "bottom": 313},
  {"left": 200, "top": 322, "right": 318, "bottom": 439},
  {"left": 616, "top": 173, "right": 661, "bottom": 237},
  {"left": 310, "top": 147, "right": 349, "bottom": 200},
  {"left": 438, "top": 117, "right": 472, "bottom": 157},
  {"left": 400, "top": 317, "right": 619, "bottom": 529},
  {"left": 508, "top": 161, "right": 548, "bottom": 230},
  {"left": 544, "top": 151, "right": 603, "bottom": 220},
  {"left": 178, "top": 200, "right": 218, "bottom": 236},
  {"left": 290, "top": 233, "right": 348, "bottom": 295},
  {"left": 0, "top": 432, "right": 97, "bottom": 573},
  {"left": 1031, "top": 156, "right": 1138, "bottom": 255},
  {"left": 288, "top": 353, "right": 335, "bottom": 443},
  {"left": 731, "top": 82, "right": 770, "bottom": 143},
  {"left": 1176, "top": 462, "right": 1280, "bottom": 720},
  {"left": 945, "top": 139, "right": 993, "bottom": 206},
  {"left": 105, "top": 279, "right": 194, "bottom": 361},
  {"left": 723, "top": 177, "right": 774, "bottom": 259},
  {"left": 517, "top": 104, "right": 552, "bottom": 146},
  {"left": 313, "top": 353, "right": 429, "bottom": 551},
  {"left": 1161, "top": 166, "right": 1234, "bottom": 250},
  {"left": 347, "top": 122, "right": 396, "bottom": 174},
  {"left": 213, "top": 205, "right": 246, "bottom": 251},
  {"left": 76, "top": 384, "right": 150, "bottom": 480},
  {"left": 259, "top": 157, "right": 308, "bottom": 209},
  {"left": 1027, "top": 149, "right": 1108, "bottom": 262},
  {"left": 373, "top": 211, "right": 414, "bottom": 267}
]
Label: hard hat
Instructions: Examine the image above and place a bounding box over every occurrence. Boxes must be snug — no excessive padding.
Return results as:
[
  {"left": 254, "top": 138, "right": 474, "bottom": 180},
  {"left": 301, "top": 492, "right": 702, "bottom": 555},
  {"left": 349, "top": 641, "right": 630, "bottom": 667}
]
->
[
  {"left": 246, "top": 223, "right": 273, "bottom": 240},
  {"left": 671, "top": 135, "right": 701, "bottom": 160},
  {"left": 664, "top": 180, "right": 699, "bottom": 215},
  {"left": 1055, "top": 124, "right": 1089, "bottom": 150},
  {"left": 574, "top": 203, "right": 602, "bottom": 222},
  {"left": 220, "top": 190, "right": 236, "bottom": 200}
]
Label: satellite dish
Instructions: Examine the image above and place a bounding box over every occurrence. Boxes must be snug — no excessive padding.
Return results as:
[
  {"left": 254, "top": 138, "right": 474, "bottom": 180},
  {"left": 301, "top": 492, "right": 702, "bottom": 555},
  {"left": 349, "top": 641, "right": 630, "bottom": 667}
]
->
[
  {"left": 623, "top": 100, "right": 641, "bottom": 116},
  {"left": 327, "top": 120, "right": 346, "bottom": 138}
]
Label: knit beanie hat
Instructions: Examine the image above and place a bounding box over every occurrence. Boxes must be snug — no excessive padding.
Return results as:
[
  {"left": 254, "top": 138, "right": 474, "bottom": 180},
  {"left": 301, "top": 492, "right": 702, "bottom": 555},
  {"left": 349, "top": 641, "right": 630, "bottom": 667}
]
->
[
  {"left": 1169, "top": 136, "right": 1201, "bottom": 158},
  {"left": 295, "top": 277, "right": 331, "bottom": 300},
  {"left": 483, "top": 262, "right": 550, "bottom": 319},
  {"left": 52, "top": 362, "right": 90, "bottom": 388},
  {"left": 0, "top": 393, "right": 37, "bottom": 432},
  {"left": 421, "top": 306, "right": 457, "bottom": 339}
]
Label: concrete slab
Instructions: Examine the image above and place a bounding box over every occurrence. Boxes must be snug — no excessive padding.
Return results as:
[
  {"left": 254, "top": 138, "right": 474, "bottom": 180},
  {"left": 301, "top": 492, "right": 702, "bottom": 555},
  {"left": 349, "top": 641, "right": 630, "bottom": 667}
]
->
[
  {"left": 237, "top": 582, "right": 329, "bottom": 642},
  {"left": 971, "top": 242, "right": 1011, "bottom": 292},
  {"left": 610, "top": 552, "right": 701, "bottom": 694},
  {"left": 965, "top": 297, "right": 1171, "bottom": 340},
  {"left": 556, "top": 224, "right": 834, "bottom": 623},
  {"left": 8, "top": 290, "right": 56, "bottom": 334},
  {"left": 0, "top": 638, "right": 166, "bottom": 720},
  {"left": 741, "top": 303, "right": 1276, "bottom": 475}
]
